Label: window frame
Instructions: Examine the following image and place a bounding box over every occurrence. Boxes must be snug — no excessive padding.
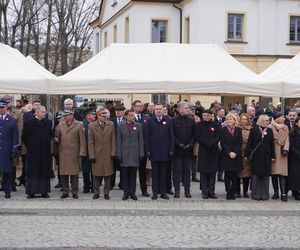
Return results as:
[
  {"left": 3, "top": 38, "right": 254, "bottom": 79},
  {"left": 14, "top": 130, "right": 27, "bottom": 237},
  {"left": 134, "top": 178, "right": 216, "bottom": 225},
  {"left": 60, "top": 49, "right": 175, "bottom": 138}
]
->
[{"left": 151, "top": 19, "right": 169, "bottom": 43}]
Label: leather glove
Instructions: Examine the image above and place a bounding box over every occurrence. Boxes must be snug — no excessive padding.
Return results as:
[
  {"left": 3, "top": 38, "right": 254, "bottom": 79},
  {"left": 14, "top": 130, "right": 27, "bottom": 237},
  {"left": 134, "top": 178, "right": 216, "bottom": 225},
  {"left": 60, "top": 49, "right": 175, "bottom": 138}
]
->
[
  {"left": 281, "top": 150, "right": 288, "bottom": 157},
  {"left": 179, "top": 143, "right": 186, "bottom": 150},
  {"left": 90, "top": 158, "right": 96, "bottom": 164},
  {"left": 146, "top": 152, "right": 151, "bottom": 158},
  {"left": 169, "top": 151, "right": 174, "bottom": 159}
]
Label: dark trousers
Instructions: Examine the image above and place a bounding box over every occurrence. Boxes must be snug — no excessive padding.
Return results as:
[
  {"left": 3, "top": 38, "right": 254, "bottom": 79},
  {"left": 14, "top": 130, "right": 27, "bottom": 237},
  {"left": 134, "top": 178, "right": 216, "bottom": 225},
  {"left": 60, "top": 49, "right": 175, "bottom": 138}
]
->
[
  {"left": 225, "top": 171, "right": 238, "bottom": 195},
  {"left": 2, "top": 172, "right": 12, "bottom": 194},
  {"left": 191, "top": 156, "right": 197, "bottom": 176},
  {"left": 18, "top": 155, "right": 27, "bottom": 185},
  {"left": 272, "top": 175, "right": 287, "bottom": 195},
  {"left": 152, "top": 161, "right": 168, "bottom": 195},
  {"left": 138, "top": 157, "right": 147, "bottom": 192},
  {"left": 83, "top": 171, "right": 93, "bottom": 191},
  {"left": 174, "top": 156, "right": 191, "bottom": 194},
  {"left": 166, "top": 160, "right": 173, "bottom": 192},
  {"left": 11, "top": 166, "right": 16, "bottom": 189},
  {"left": 110, "top": 161, "right": 123, "bottom": 189},
  {"left": 93, "top": 175, "right": 110, "bottom": 195},
  {"left": 200, "top": 172, "right": 216, "bottom": 196},
  {"left": 236, "top": 177, "right": 251, "bottom": 194},
  {"left": 61, "top": 175, "right": 78, "bottom": 195},
  {"left": 122, "top": 167, "right": 137, "bottom": 196}
]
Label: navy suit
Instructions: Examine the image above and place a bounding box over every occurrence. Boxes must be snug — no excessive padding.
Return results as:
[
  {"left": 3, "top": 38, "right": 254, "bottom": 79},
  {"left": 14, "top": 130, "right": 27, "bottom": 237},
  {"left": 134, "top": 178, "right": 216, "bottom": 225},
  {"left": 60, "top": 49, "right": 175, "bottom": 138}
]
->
[
  {"left": 0, "top": 114, "right": 19, "bottom": 195},
  {"left": 145, "top": 115, "right": 175, "bottom": 195}
]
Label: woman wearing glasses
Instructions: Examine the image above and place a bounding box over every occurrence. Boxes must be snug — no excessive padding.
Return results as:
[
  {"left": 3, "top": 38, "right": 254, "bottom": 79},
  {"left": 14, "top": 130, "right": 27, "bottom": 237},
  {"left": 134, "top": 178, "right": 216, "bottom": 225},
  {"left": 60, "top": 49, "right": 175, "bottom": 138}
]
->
[{"left": 245, "top": 114, "right": 275, "bottom": 201}]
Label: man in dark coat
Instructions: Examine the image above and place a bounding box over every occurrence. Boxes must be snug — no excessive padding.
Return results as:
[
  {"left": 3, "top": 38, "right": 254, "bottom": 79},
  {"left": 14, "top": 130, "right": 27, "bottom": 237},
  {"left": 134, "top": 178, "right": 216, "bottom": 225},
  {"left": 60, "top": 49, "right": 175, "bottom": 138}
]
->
[
  {"left": 145, "top": 104, "right": 175, "bottom": 200},
  {"left": 133, "top": 100, "right": 150, "bottom": 197},
  {"left": 110, "top": 105, "right": 126, "bottom": 190},
  {"left": 117, "top": 109, "right": 144, "bottom": 200},
  {"left": 214, "top": 107, "right": 225, "bottom": 182},
  {"left": 81, "top": 108, "right": 96, "bottom": 193},
  {"left": 172, "top": 101, "right": 195, "bottom": 198},
  {"left": 195, "top": 109, "right": 220, "bottom": 199},
  {"left": 0, "top": 100, "right": 19, "bottom": 198},
  {"left": 23, "top": 100, "right": 42, "bottom": 123},
  {"left": 285, "top": 109, "right": 297, "bottom": 130},
  {"left": 22, "top": 106, "right": 52, "bottom": 198}
]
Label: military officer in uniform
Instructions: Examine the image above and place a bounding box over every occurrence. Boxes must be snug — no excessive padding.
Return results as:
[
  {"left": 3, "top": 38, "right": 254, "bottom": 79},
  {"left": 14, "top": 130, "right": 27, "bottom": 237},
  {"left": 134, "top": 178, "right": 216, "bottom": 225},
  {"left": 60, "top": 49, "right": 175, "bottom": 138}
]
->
[{"left": 0, "top": 100, "right": 19, "bottom": 198}]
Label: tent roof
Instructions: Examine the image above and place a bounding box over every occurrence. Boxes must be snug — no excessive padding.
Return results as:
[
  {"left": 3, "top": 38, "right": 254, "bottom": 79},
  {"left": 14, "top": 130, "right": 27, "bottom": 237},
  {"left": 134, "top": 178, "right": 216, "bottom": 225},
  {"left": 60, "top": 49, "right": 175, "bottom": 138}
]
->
[
  {"left": 260, "top": 59, "right": 291, "bottom": 78},
  {"left": 26, "top": 56, "right": 56, "bottom": 79},
  {"left": 48, "top": 43, "right": 282, "bottom": 96},
  {"left": 0, "top": 43, "right": 49, "bottom": 94}
]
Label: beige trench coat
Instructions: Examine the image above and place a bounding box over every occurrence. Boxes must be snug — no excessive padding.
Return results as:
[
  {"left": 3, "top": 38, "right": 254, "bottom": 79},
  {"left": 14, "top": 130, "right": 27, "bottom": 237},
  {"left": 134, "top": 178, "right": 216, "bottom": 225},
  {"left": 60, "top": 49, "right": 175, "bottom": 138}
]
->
[
  {"left": 268, "top": 122, "right": 289, "bottom": 176},
  {"left": 56, "top": 120, "right": 85, "bottom": 175},
  {"left": 88, "top": 121, "right": 116, "bottom": 177},
  {"left": 239, "top": 126, "right": 251, "bottom": 178}
]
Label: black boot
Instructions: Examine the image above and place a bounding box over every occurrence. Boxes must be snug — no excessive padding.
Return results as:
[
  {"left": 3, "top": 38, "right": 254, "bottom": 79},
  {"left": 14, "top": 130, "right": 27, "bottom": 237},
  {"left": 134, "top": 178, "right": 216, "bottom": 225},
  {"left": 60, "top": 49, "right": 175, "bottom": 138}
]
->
[
  {"left": 280, "top": 176, "right": 288, "bottom": 202},
  {"left": 271, "top": 176, "right": 279, "bottom": 199}
]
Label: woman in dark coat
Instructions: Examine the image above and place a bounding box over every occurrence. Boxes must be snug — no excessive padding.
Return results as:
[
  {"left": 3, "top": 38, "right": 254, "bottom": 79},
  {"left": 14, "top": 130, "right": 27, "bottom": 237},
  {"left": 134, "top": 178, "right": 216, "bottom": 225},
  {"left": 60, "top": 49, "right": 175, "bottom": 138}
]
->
[
  {"left": 288, "top": 118, "right": 300, "bottom": 200},
  {"left": 245, "top": 114, "right": 275, "bottom": 201},
  {"left": 220, "top": 113, "right": 243, "bottom": 200},
  {"left": 22, "top": 106, "right": 53, "bottom": 198}
]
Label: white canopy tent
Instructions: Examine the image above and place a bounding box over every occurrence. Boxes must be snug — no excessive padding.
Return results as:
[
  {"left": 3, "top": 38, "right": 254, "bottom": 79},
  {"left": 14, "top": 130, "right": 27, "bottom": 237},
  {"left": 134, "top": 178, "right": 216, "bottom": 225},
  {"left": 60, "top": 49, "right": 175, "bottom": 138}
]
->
[
  {"left": 25, "top": 56, "right": 56, "bottom": 79},
  {"left": 0, "top": 43, "right": 49, "bottom": 94},
  {"left": 261, "top": 54, "right": 300, "bottom": 98},
  {"left": 48, "top": 43, "right": 282, "bottom": 97}
]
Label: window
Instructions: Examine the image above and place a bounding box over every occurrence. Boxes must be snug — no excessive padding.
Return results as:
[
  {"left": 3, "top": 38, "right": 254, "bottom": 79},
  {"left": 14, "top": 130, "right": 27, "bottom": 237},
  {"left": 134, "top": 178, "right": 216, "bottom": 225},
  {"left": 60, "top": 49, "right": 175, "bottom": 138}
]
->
[
  {"left": 104, "top": 31, "right": 108, "bottom": 48},
  {"left": 95, "top": 32, "right": 100, "bottom": 53},
  {"left": 227, "top": 14, "right": 244, "bottom": 41},
  {"left": 151, "top": 20, "right": 168, "bottom": 43},
  {"left": 125, "top": 17, "right": 129, "bottom": 43},
  {"left": 290, "top": 16, "right": 300, "bottom": 43},
  {"left": 113, "top": 25, "right": 117, "bottom": 43},
  {"left": 184, "top": 17, "right": 190, "bottom": 44},
  {"left": 151, "top": 94, "right": 167, "bottom": 104}
]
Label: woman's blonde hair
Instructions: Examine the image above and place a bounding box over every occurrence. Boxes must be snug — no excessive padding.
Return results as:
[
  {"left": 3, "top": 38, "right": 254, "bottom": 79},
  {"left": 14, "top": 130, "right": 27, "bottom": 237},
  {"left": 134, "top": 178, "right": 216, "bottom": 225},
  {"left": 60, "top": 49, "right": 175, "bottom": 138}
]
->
[{"left": 225, "top": 113, "right": 239, "bottom": 127}]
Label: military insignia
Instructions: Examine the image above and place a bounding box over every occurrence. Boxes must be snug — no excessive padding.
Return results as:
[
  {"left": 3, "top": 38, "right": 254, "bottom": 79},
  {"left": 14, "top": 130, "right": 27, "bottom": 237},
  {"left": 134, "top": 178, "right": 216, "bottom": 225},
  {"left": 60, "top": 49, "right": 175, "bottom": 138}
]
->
[
  {"left": 5, "top": 118, "right": 9, "bottom": 121},
  {"left": 162, "top": 121, "right": 166, "bottom": 125},
  {"left": 211, "top": 127, "right": 215, "bottom": 132},
  {"left": 133, "top": 127, "right": 137, "bottom": 130}
]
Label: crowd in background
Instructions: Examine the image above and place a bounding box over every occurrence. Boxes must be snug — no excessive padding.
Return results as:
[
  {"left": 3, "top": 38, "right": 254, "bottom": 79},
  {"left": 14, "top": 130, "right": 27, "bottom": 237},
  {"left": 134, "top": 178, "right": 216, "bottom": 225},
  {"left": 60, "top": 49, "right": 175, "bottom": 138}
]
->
[{"left": 1, "top": 96, "right": 300, "bottom": 202}]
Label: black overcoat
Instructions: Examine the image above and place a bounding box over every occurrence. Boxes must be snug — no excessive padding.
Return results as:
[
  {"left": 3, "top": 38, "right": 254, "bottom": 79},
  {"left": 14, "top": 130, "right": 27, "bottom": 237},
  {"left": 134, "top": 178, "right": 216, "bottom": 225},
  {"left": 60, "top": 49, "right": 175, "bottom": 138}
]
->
[
  {"left": 22, "top": 117, "right": 53, "bottom": 178},
  {"left": 288, "top": 131, "right": 300, "bottom": 191},
  {"left": 195, "top": 120, "right": 220, "bottom": 173},
  {"left": 244, "top": 126, "right": 275, "bottom": 176},
  {"left": 220, "top": 127, "right": 243, "bottom": 172}
]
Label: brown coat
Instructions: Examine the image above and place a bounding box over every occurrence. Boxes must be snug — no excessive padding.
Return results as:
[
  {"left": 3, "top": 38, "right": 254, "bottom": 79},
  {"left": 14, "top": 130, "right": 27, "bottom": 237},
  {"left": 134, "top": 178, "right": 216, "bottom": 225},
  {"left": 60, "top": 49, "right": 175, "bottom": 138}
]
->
[
  {"left": 239, "top": 126, "right": 251, "bottom": 178},
  {"left": 88, "top": 120, "right": 116, "bottom": 177},
  {"left": 268, "top": 122, "right": 289, "bottom": 176},
  {"left": 56, "top": 120, "right": 85, "bottom": 175}
]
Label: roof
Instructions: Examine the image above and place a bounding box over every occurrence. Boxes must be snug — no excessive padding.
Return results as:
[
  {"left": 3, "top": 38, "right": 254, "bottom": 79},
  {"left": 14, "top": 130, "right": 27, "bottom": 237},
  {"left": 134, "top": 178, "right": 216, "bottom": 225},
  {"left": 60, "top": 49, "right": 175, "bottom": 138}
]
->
[{"left": 90, "top": 0, "right": 183, "bottom": 27}]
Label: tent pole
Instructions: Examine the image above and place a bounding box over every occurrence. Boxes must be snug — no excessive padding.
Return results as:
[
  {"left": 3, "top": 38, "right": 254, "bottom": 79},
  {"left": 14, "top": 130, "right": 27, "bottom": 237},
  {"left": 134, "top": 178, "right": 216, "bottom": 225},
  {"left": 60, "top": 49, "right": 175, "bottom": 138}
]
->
[
  {"left": 46, "top": 94, "right": 50, "bottom": 113},
  {"left": 281, "top": 97, "right": 285, "bottom": 113}
]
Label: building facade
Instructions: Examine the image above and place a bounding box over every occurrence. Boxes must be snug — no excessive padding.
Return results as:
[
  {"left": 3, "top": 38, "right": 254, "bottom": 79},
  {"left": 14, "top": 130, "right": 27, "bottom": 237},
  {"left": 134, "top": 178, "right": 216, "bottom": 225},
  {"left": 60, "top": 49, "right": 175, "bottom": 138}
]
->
[{"left": 90, "top": 0, "right": 300, "bottom": 107}]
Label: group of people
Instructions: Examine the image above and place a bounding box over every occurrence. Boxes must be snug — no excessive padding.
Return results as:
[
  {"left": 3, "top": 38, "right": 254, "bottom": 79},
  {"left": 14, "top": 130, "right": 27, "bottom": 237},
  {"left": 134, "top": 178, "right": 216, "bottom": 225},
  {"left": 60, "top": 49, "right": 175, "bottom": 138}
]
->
[{"left": 1, "top": 97, "right": 300, "bottom": 203}]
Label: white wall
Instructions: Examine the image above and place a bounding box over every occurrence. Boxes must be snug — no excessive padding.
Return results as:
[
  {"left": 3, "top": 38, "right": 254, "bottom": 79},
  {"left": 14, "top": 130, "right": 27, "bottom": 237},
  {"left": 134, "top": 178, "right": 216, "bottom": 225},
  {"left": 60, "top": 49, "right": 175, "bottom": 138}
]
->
[{"left": 101, "top": 0, "right": 131, "bottom": 24}]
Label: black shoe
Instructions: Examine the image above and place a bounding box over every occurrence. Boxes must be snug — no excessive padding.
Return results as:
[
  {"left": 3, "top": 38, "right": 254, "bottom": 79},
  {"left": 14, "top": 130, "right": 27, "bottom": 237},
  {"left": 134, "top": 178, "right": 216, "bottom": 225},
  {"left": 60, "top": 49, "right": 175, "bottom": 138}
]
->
[
  {"left": 174, "top": 193, "right": 180, "bottom": 198},
  {"left": 55, "top": 182, "right": 62, "bottom": 188},
  {"left": 27, "top": 194, "right": 35, "bottom": 199},
  {"left": 168, "top": 190, "right": 174, "bottom": 195},
  {"left": 295, "top": 195, "right": 300, "bottom": 201},
  {"left": 93, "top": 194, "right": 100, "bottom": 200},
  {"left": 41, "top": 194, "right": 49, "bottom": 198},
  {"left": 281, "top": 194, "right": 288, "bottom": 202},
  {"left": 72, "top": 194, "right": 78, "bottom": 199},
  {"left": 243, "top": 192, "right": 249, "bottom": 198},
  {"left": 131, "top": 195, "right": 138, "bottom": 201},
  {"left": 83, "top": 189, "right": 90, "bottom": 193},
  {"left": 202, "top": 194, "right": 209, "bottom": 199},
  {"left": 226, "top": 193, "right": 231, "bottom": 200},
  {"left": 209, "top": 193, "right": 218, "bottom": 199},
  {"left": 192, "top": 176, "right": 200, "bottom": 182},
  {"left": 272, "top": 193, "right": 279, "bottom": 199},
  {"left": 152, "top": 194, "right": 158, "bottom": 200},
  {"left": 235, "top": 193, "right": 241, "bottom": 198},
  {"left": 142, "top": 191, "right": 150, "bottom": 197},
  {"left": 60, "top": 194, "right": 69, "bottom": 199},
  {"left": 122, "top": 194, "right": 129, "bottom": 200},
  {"left": 185, "top": 192, "right": 192, "bottom": 198},
  {"left": 104, "top": 194, "right": 110, "bottom": 200},
  {"left": 161, "top": 194, "right": 169, "bottom": 200},
  {"left": 5, "top": 193, "right": 11, "bottom": 199},
  {"left": 17, "top": 181, "right": 25, "bottom": 186}
]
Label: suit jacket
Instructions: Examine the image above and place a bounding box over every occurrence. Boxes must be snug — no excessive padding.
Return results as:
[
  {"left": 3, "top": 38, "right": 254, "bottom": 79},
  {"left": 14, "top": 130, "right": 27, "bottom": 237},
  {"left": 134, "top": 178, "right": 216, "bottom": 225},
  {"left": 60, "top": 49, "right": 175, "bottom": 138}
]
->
[
  {"left": 144, "top": 115, "right": 175, "bottom": 162},
  {"left": 117, "top": 122, "right": 144, "bottom": 167}
]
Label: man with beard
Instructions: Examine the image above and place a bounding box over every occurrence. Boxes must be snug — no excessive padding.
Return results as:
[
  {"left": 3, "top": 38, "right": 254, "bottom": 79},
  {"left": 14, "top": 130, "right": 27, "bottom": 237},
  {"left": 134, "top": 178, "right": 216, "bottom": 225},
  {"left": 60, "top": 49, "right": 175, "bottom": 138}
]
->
[{"left": 22, "top": 106, "right": 52, "bottom": 198}]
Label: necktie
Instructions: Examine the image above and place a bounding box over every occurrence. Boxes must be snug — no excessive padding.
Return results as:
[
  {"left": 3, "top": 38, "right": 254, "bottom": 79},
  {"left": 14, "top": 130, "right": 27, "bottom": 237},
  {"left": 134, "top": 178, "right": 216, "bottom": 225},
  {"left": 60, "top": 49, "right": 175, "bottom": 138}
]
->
[
  {"left": 117, "top": 118, "right": 120, "bottom": 125},
  {"left": 138, "top": 114, "right": 141, "bottom": 121}
]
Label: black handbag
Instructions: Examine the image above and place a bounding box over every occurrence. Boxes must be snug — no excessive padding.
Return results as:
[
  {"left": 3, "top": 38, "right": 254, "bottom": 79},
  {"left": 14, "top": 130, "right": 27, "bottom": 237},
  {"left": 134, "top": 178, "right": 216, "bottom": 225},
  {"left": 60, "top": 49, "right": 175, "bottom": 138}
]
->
[{"left": 248, "top": 139, "right": 263, "bottom": 161}]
